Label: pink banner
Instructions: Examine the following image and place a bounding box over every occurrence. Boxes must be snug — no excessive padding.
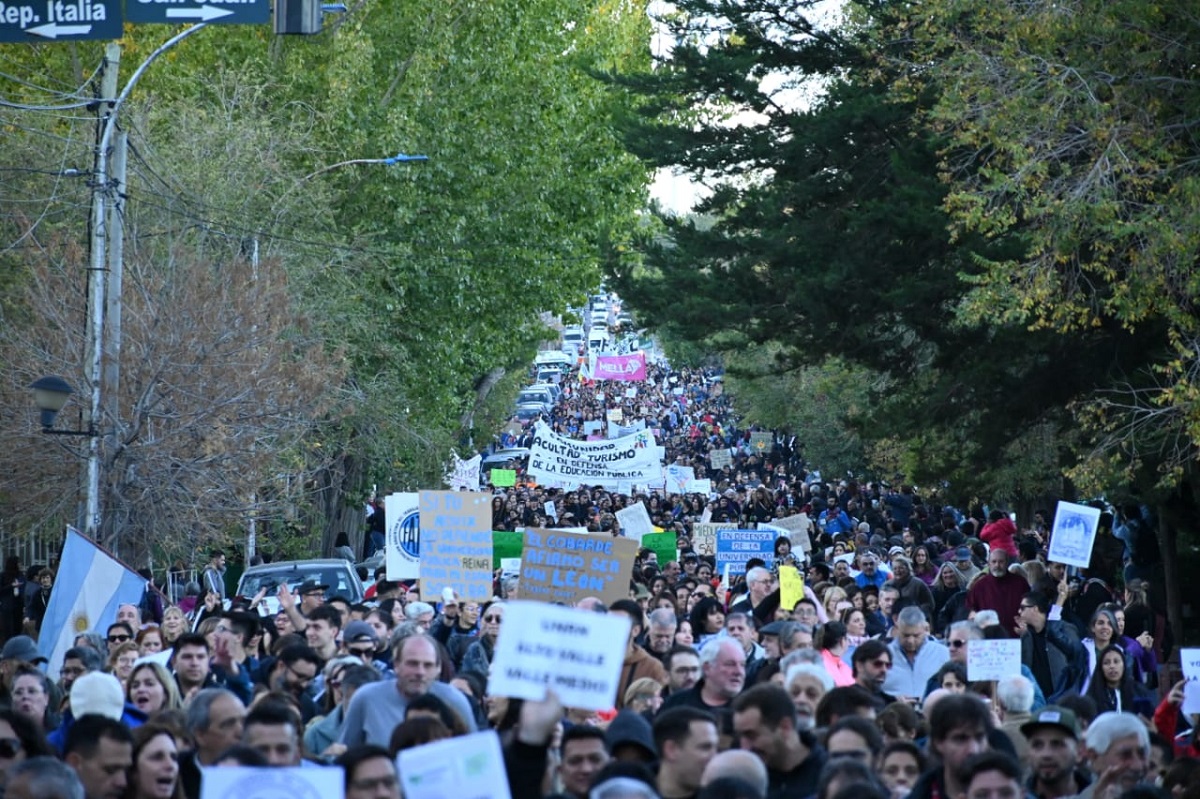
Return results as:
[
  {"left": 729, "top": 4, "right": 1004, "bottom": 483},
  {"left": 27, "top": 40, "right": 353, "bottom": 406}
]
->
[{"left": 594, "top": 352, "right": 647, "bottom": 382}]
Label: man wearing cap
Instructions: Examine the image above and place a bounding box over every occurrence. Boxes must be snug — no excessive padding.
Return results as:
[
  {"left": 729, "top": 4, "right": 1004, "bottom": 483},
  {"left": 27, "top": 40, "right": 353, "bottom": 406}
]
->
[
  {"left": 1022, "top": 706, "right": 1091, "bottom": 799},
  {"left": 49, "top": 672, "right": 143, "bottom": 756},
  {"left": 342, "top": 620, "right": 385, "bottom": 666},
  {"left": 952, "top": 546, "right": 982, "bottom": 585},
  {"left": 1, "top": 635, "right": 47, "bottom": 687},
  {"left": 277, "top": 578, "right": 328, "bottom": 634}
]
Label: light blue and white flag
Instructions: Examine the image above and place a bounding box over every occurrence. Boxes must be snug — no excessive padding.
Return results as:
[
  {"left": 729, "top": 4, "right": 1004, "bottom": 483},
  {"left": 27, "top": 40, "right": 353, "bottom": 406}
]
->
[{"left": 38, "top": 528, "right": 147, "bottom": 678}]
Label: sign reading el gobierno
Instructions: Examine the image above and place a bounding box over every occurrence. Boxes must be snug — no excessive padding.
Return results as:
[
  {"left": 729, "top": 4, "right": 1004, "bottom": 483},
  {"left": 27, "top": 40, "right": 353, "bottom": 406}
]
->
[{"left": 518, "top": 527, "right": 637, "bottom": 606}]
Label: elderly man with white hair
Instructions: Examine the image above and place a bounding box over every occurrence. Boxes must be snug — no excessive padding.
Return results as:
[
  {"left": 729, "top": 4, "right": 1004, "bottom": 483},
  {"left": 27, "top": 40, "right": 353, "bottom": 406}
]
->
[
  {"left": 729, "top": 566, "right": 775, "bottom": 615},
  {"left": 996, "top": 675, "right": 1036, "bottom": 766},
  {"left": 785, "top": 662, "right": 834, "bottom": 732},
  {"left": 1064, "top": 712, "right": 1150, "bottom": 799}
]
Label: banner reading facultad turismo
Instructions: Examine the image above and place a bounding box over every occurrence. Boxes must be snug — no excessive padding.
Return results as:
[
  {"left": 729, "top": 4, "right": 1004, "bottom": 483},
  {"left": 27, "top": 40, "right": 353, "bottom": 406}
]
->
[{"left": 527, "top": 421, "right": 662, "bottom": 490}]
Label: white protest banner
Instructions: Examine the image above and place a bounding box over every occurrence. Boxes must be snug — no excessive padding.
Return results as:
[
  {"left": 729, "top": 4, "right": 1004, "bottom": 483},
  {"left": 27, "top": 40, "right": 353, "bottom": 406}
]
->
[
  {"left": 201, "top": 766, "right": 343, "bottom": 799},
  {"left": 527, "top": 421, "right": 663, "bottom": 490},
  {"left": 768, "top": 513, "right": 814, "bottom": 552},
  {"left": 398, "top": 730, "right": 511, "bottom": 799},
  {"left": 1182, "top": 649, "right": 1200, "bottom": 715},
  {"left": 544, "top": 500, "right": 557, "bottom": 520},
  {"left": 700, "top": 506, "right": 712, "bottom": 523},
  {"left": 1047, "top": 501, "right": 1103, "bottom": 568},
  {"left": 385, "top": 492, "right": 421, "bottom": 580},
  {"left": 709, "top": 449, "right": 733, "bottom": 469},
  {"left": 606, "top": 408, "right": 624, "bottom": 423},
  {"left": 625, "top": 387, "right": 637, "bottom": 398},
  {"left": 500, "top": 558, "right": 522, "bottom": 578},
  {"left": 665, "top": 465, "right": 695, "bottom": 495},
  {"left": 615, "top": 502, "right": 655, "bottom": 542},
  {"left": 489, "top": 600, "right": 632, "bottom": 710},
  {"left": 582, "top": 420, "right": 602, "bottom": 435},
  {"left": 443, "top": 452, "right": 482, "bottom": 491},
  {"left": 967, "top": 639, "right": 1022, "bottom": 681},
  {"left": 686, "top": 478, "right": 713, "bottom": 495},
  {"left": 418, "top": 491, "right": 493, "bottom": 602}
]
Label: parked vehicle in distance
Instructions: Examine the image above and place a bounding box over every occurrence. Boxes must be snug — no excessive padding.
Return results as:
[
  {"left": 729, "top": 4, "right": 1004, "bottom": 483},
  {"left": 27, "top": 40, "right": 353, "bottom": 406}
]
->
[{"left": 236, "top": 559, "right": 364, "bottom": 615}]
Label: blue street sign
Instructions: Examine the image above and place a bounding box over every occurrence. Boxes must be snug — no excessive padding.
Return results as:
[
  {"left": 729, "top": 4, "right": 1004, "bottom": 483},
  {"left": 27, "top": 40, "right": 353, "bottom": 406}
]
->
[
  {"left": 124, "top": 0, "right": 268, "bottom": 24},
  {"left": 0, "top": 0, "right": 122, "bottom": 41}
]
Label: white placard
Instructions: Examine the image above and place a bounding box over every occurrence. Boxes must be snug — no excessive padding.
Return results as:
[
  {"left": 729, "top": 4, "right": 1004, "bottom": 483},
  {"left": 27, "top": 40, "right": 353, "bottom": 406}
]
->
[
  {"left": 596, "top": 392, "right": 606, "bottom": 402},
  {"left": 1047, "top": 501, "right": 1103, "bottom": 568},
  {"left": 616, "top": 502, "right": 655, "bottom": 542},
  {"left": 202, "top": 766, "right": 343, "bottom": 799},
  {"left": 625, "top": 387, "right": 637, "bottom": 398},
  {"left": 397, "top": 730, "right": 511, "bottom": 799},
  {"left": 583, "top": 420, "right": 602, "bottom": 435},
  {"left": 686, "top": 478, "right": 712, "bottom": 495},
  {"left": 665, "top": 465, "right": 695, "bottom": 495},
  {"left": 967, "top": 639, "right": 1022, "bottom": 681},
  {"left": 444, "top": 453, "right": 482, "bottom": 491},
  {"left": 488, "top": 601, "right": 631, "bottom": 710},
  {"left": 385, "top": 492, "right": 421, "bottom": 580},
  {"left": 1181, "top": 648, "right": 1200, "bottom": 715},
  {"left": 500, "top": 558, "right": 522, "bottom": 578},
  {"left": 767, "top": 513, "right": 814, "bottom": 552},
  {"left": 544, "top": 500, "right": 557, "bottom": 520}
]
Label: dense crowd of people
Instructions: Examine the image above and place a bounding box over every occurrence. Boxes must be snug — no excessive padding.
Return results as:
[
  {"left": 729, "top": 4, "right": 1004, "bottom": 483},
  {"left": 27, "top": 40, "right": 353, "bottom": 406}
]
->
[{"left": 0, "top": 350, "right": 1194, "bottom": 799}]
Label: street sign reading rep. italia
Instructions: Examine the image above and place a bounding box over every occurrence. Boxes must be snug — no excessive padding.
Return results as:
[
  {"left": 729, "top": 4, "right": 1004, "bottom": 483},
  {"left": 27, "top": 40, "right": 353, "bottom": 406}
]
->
[
  {"left": 0, "top": 0, "right": 122, "bottom": 41},
  {"left": 124, "top": 0, "right": 269, "bottom": 24}
]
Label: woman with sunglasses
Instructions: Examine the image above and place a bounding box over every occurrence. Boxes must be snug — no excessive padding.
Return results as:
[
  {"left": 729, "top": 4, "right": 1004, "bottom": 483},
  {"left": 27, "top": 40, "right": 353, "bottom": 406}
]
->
[
  {"left": 461, "top": 602, "right": 505, "bottom": 677},
  {"left": 0, "top": 708, "right": 54, "bottom": 791}
]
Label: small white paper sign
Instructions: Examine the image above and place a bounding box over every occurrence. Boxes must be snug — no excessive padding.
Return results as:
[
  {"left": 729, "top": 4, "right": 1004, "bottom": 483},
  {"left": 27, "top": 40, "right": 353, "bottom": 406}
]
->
[
  {"left": 687, "top": 478, "right": 713, "bottom": 495},
  {"left": 1183, "top": 681, "right": 1200, "bottom": 717},
  {"left": 625, "top": 387, "right": 637, "bottom": 398},
  {"left": 583, "top": 420, "right": 602, "bottom": 434},
  {"left": 489, "top": 601, "right": 631, "bottom": 711},
  {"left": 397, "top": 730, "right": 510, "bottom": 799},
  {"left": 1047, "top": 500, "right": 1103, "bottom": 568},
  {"left": 1181, "top": 648, "right": 1200, "bottom": 716},
  {"left": 544, "top": 500, "right": 557, "bottom": 520},
  {"left": 500, "top": 558, "right": 522, "bottom": 578},
  {"left": 202, "top": 766, "right": 343, "bottom": 799},
  {"left": 967, "top": 638, "right": 1022, "bottom": 682},
  {"left": 596, "top": 392, "right": 606, "bottom": 402},
  {"left": 616, "top": 502, "right": 655, "bottom": 542}
]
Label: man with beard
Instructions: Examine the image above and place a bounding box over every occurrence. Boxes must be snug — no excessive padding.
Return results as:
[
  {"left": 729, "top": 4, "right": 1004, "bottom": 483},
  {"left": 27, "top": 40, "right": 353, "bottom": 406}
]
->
[
  {"left": 783, "top": 663, "right": 832, "bottom": 732},
  {"left": 1067, "top": 712, "right": 1151, "bottom": 799},
  {"left": 1022, "top": 706, "right": 1091, "bottom": 799},
  {"left": 851, "top": 639, "right": 898, "bottom": 708},
  {"left": 664, "top": 646, "right": 702, "bottom": 695},
  {"left": 967, "top": 549, "right": 1028, "bottom": 637},
  {"left": 732, "top": 685, "right": 826, "bottom": 799},
  {"left": 339, "top": 634, "right": 475, "bottom": 747},
  {"left": 661, "top": 639, "right": 745, "bottom": 716},
  {"left": 646, "top": 608, "right": 679, "bottom": 662}
]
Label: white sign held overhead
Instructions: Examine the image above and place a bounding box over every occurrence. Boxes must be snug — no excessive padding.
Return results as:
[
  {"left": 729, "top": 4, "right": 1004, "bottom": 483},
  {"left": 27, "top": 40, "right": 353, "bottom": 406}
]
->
[
  {"left": 489, "top": 601, "right": 631, "bottom": 711},
  {"left": 967, "top": 639, "right": 1022, "bottom": 682},
  {"left": 1047, "top": 501, "right": 1103, "bottom": 568},
  {"left": 443, "top": 453, "right": 482, "bottom": 491},
  {"left": 397, "top": 730, "right": 511, "bottom": 799},
  {"left": 384, "top": 492, "right": 420, "bottom": 580},
  {"left": 526, "top": 421, "right": 662, "bottom": 490},
  {"left": 201, "top": 766, "right": 343, "bottom": 799},
  {"left": 615, "top": 502, "right": 655, "bottom": 542}
]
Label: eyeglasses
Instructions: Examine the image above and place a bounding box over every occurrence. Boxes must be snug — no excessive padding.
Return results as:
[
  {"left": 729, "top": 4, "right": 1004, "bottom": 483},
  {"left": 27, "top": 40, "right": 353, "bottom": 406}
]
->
[
  {"left": 948, "top": 639, "right": 968, "bottom": 648},
  {"left": 1018, "top": 604, "right": 1036, "bottom": 610},
  {"left": 286, "top": 663, "right": 317, "bottom": 685},
  {"left": 483, "top": 615, "right": 503, "bottom": 623},
  {"left": 0, "top": 739, "right": 21, "bottom": 758},
  {"left": 349, "top": 647, "right": 375, "bottom": 659},
  {"left": 107, "top": 634, "right": 131, "bottom": 643}
]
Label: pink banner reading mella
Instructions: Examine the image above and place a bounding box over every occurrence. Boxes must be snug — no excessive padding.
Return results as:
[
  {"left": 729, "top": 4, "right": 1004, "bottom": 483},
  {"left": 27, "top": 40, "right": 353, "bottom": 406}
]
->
[{"left": 594, "top": 352, "right": 646, "bottom": 382}]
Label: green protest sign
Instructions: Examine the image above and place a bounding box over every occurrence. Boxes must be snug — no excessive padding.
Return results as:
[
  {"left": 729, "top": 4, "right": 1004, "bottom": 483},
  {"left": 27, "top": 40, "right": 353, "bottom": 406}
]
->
[
  {"left": 491, "top": 469, "right": 517, "bottom": 487},
  {"left": 641, "top": 532, "right": 678, "bottom": 569},
  {"left": 493, "top": 530, "right": 525, "bottom": 569}
]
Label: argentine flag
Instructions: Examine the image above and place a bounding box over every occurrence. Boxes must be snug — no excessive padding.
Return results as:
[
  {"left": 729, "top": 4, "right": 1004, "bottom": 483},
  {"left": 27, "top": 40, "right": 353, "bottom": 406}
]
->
[{"left": 37, "top": 528, "right": 147, "bottom": 679}]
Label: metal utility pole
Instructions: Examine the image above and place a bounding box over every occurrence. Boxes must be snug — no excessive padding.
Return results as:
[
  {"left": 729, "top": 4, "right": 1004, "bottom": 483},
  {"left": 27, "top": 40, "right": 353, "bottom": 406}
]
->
[{"left": 83, "top": 42, "right": 121, "bottom": 540}]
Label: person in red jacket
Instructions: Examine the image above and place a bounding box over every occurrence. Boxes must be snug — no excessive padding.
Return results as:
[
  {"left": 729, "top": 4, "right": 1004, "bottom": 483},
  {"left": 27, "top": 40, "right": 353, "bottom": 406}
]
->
[
  {"left": 1152, "top": 679, "right": 1200, "bottom": 759},
  {"left": 981, "top": 510, "right": 1019, "bottom": 558}
]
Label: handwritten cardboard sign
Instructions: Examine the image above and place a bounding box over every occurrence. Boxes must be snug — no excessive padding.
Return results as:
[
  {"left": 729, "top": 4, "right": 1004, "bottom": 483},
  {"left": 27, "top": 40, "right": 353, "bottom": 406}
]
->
[
  {"left": 692, "top": 522, "right": 737, "bottom": 557},
  {"left": 488, "top": 600, "right": 632, "bottom": 710},
  {"left": 419, "top": 491, "right": 493, "bottom": 602},
  {"left": 641, "top": 532, "right": 678, "bottom": 569},
  {"left": 967, "top": 638, "right": 1022, "bottom": 682},
  {"left": 517, "top": 527, "right": 636, "bottom": 606},
  {"left": 709, "top": 449, "right": 733, "bottom": 469}
]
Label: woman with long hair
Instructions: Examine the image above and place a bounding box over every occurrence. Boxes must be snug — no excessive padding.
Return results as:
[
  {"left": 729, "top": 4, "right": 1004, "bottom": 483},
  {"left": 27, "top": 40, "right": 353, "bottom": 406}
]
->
[
  {"left": 126, "top": 662, "right": 183, "bottom": 717},
  {"left": 688, "top": 597, "right": 726, "bottom": 649},
  {"left": 160, "top": 607, "right": 187, "bottom": 647},
  {"left": 136, "top": 625, "right": 164, "bottom": 657},
  {"left": 822, "top": 586, "right": 848, "bottom": 619},
  {"left": 9, "top": 665, "right": 55, "bottom": 733},
  {"left": 126, "top": 723, "right": 185, "bottom": 799},
  {"left": 1079, "top": 607, "right": 1130, "bottom": 693},
  {"left": 931, "top": 562, "right": 968, "bottom": 636},
  {"left": 108, "top": 642, "right": 140, "bottom": 684},
  {"left": 911, "top": 546, "right": 939, "bottom": 586},
  {"left": 1085, "top": 644, "right": 1154, "bottom": 717},
  {"left": 839, "top": 607, "right": 869, "bottom": 650}
]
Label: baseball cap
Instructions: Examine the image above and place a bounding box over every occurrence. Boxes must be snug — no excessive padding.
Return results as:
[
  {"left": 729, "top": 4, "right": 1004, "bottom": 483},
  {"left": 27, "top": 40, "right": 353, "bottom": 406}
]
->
[
  {"left": 955, "top": 546, "right": 972, "bottom": 560},
  {"left": 1020, "top": 706, "right": 1080, "bottom": 739},
  {"left": 343, "top": 620, "right": 378, "bottom": 646}
]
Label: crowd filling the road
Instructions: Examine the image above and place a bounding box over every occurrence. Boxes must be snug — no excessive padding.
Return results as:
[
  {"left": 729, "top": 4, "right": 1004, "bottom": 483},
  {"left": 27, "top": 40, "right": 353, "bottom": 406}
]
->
[{"left": 0, "top": 321, "right": 1194, "bottom": 799}]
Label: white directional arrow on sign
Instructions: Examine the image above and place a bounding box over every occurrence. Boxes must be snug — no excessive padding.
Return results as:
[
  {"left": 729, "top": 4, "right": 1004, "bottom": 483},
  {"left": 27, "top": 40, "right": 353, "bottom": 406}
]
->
[
  {"left": 27, "top": 22, "right": 93, "bottom": 38},
  {"left": 165, "top": 5, "right": 234, "bottom": 19}
]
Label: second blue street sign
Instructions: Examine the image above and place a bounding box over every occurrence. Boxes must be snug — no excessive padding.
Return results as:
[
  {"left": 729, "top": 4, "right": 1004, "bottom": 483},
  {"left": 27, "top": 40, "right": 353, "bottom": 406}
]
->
[{"left": 124, "top": 0, "right": 268, "bottom": 24}]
